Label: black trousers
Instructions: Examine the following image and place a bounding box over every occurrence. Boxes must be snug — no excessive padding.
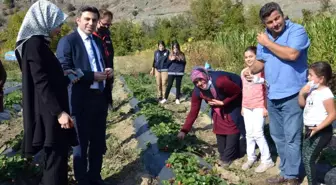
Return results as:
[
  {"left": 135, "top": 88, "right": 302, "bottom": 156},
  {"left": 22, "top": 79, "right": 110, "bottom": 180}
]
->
[
  {"left": 73, "top": 91, "right": 108, "bottom": 185},
  {"left": 164, "top": 75, "right": 183, "bottom": 100},
  {"left": 39, "top": 145, "right": 69, "bottom": 185},
  {"left": 216, "top": 133, "right": 240, "bottom": 162},
  {"left": 303, "top": 125, "right": 332, "bottom": 185}
]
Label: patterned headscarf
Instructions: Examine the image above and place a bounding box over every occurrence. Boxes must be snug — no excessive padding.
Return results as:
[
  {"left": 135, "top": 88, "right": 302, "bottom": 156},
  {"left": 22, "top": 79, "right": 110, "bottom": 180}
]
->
[
  {"left": 191, "top": 67, "right": 210, "bottom": 82},
  {"left": 15, "top": 0, "right": 68, "bottom": 57},
  {"left": 191, "top": 67, "right": 222, "bottom": 116}
]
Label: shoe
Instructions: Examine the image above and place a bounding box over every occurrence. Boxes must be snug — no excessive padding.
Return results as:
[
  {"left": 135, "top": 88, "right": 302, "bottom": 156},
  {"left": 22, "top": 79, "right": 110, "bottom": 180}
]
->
[
  {"left": 266, "top": 175, "right": 287, "bottom": 184},
  {"left": 218, "top": 160, "right": 231, "bottom": 168},
  {"left": 286, "top": 178, "right": 299, "bottom": 185},
  {"left": 160, "top": 99, "right": 167, "bottom": 104},
  {"left": 175, "top": 99, "right": 180, "bottom": 104},
  {"left": 158, "top": 97, "right": 163, "bottom": 101},
  {"left": 255, "top": 161, "right": 275, "bottom": 173},
  {"left": 241, "top": 160, "right": 255, "bottom": 171}
]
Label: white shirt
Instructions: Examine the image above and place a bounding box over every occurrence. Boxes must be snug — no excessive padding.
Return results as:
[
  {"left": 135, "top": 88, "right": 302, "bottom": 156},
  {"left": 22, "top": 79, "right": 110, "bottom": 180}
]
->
[
  {"left": 304, "top": 87, "right": 334, "bottom": 126},
  {"left": 77, "top": 28, "right": 105, "bottom": 89}
]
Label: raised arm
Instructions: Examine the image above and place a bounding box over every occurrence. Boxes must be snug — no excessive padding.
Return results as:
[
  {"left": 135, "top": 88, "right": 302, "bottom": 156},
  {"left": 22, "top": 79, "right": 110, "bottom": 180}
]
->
[{"left": 258, "top": 26, "right": 310, "bottom": 61}]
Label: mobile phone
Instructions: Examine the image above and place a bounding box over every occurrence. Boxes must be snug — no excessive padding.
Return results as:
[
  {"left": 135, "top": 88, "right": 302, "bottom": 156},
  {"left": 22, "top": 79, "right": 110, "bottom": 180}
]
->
[{"left": 75, "top": 68, "right": 84, "bottom": 78}]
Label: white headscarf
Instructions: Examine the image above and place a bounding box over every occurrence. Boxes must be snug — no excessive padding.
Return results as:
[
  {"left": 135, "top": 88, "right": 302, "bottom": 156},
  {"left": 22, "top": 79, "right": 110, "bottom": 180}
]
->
[{"left": 15, "top": 0, "right": 68, "bottom": 57}]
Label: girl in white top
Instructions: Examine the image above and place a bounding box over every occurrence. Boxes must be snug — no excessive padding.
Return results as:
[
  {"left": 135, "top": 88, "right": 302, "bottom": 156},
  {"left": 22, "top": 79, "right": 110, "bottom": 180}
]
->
[{"left": 298, "top": 61, "right": 336, "bottom": 185}]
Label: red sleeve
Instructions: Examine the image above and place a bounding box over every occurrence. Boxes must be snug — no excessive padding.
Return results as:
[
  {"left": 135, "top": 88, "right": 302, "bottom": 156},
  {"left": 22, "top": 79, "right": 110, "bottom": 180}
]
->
[
  {"left": 181, "top": 90, "right": 202, "bottom": 133},
  {"left": 216, "top": 76, "right": 241, "bottom": 108}
]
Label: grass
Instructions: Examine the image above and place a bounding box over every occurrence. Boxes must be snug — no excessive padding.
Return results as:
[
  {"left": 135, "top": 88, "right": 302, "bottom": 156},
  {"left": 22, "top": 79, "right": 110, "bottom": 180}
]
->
[{"left": 2, "top": 60, "right": 21, "bottom": 82}]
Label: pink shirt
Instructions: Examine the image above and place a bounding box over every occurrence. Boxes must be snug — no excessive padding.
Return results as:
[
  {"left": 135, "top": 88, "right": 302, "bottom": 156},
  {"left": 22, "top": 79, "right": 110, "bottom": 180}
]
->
[{"left": 241, "top": 68, "right": 266, "bottom": 109}]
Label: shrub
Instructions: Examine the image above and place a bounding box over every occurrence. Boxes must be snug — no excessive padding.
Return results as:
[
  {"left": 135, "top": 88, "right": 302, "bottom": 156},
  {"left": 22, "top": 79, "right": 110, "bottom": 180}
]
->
[
  {"left": 66, "top": 3, "right": 76, "bottom": 12},
  {"left": 0, "top": 10, "right": 27, "bottom": 51},
  {"left": 4, "top": 0, "right": 14, "bottom": 9},
  {"left": 190, "top": 0, "right": 224, "bottom": 40},
  {"left": 0, "top": 15, "right": 6, "bottom": 27},
  {"left": 303, "top": 15, "right": 336, "bottom": 70}
]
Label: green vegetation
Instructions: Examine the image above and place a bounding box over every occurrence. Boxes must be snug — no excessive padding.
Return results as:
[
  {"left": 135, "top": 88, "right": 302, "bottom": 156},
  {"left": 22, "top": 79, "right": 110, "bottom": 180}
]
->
[
  {"left": 162, "top": 153, "right": 226, "bottom": 185},
  {"left": 125, "top": 74, "right": 225, "bottom": 184},
  {"left": 1, "top": 0, "right": 336, "bottom": 75},
  {"left": 4, "top": 90, "right": 22, "bottom": 109},
  {"left": 0, "top": 154, "right": 41, "bottom": 182}
]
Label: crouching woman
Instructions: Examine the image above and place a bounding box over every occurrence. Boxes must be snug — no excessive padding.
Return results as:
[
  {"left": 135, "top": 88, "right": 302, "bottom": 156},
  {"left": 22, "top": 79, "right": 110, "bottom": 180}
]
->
[{"left": 177, "top": 67, "right": 245, "bottom": 167}]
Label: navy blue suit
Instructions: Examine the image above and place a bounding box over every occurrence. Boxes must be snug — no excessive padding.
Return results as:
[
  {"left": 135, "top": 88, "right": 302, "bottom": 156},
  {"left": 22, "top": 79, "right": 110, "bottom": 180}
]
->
[{"left": 56, "top": 30, "right": 111, "bottom": 185}]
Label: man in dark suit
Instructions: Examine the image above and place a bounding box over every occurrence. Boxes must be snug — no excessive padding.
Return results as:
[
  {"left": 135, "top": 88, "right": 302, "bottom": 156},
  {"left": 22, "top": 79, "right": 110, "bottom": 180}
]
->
[{"left": 56, "top": 6, "right": 113, "bottom": 185}]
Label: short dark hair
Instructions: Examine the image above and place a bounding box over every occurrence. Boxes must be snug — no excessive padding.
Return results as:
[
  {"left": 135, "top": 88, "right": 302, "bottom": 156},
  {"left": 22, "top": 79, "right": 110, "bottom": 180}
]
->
[
  {"left": 99, "top": 9, "right": 113, "bottom": 19},
  {"left": 245, "top": 46, "right": 257, "bottom": 55},
  {"left": 259, "top": 2, "right": 284, "bottom": 23},
  {"left": 310, "top": 61, "right": 333, "bottom": 84},
  {"left": 77, "top": 6, "right": 100, "bottom": 19},
  {"left": 158, "top": 40, "right": 165, "bottom": 47}
]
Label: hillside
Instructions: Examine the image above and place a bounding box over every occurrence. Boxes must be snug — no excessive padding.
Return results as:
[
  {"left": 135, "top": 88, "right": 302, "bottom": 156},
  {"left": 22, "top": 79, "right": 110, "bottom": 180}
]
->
[{"left": 1, "top": 0, "right": 336, "bottom": 27}]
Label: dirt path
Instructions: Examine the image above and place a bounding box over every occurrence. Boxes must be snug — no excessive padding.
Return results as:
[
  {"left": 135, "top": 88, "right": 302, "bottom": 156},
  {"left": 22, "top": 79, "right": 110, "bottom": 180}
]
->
[{"left": 100, "top": 77, "right": 159, "bottom": 185}]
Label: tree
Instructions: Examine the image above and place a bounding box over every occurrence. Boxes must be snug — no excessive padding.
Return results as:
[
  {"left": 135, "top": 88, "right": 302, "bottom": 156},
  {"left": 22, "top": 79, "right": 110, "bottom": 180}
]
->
[{"left": 190, "top": 0, "right": 224, "bottom": 40}]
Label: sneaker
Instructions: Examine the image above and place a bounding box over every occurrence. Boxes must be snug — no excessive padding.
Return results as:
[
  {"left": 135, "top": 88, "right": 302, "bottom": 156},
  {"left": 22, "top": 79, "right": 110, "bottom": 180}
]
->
[
  {"left": 160, "top": 99, "right": 167, "bottom": 104},
  {"left": 241, "top": 160, "right": 255, "bottom": 171},
  {"left": 255, "top": 161, "right": 275, "bottom": 173},
  {"left": 175, "top": 99, "right": 180, "bottom": 104}
]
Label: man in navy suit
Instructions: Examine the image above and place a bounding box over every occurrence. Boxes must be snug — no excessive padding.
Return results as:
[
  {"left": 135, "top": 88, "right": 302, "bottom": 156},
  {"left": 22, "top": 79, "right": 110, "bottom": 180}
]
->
[{"left": 56, "top": 6, "right": 113, "bottom": 185}]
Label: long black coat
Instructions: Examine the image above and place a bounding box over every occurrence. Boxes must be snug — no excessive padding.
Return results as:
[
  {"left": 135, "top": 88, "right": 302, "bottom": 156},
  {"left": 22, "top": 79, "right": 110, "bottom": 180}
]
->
[{"left": 15, "top": 35, "right": 77, "bottom": 156}]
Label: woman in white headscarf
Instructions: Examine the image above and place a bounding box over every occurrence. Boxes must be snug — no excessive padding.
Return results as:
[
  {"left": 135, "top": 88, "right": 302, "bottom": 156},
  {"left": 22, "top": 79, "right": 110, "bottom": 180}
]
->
[{"left": 15, "top": 0, "right": 77, "bottom": 184}]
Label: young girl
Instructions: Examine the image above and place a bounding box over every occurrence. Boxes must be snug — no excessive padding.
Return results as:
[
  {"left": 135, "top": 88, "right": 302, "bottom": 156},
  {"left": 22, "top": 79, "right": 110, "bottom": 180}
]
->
[
  {"left": 160, "top": 41, "right": 186, "bottom": 104},
  {"left": 241, "top": 46, "right": 274, "bottom": 173},
  {"left": 150, "top": 41, "right": 170, "bottom": 101},
  {"left": 299, "top": 61, "right": 336, "bottom": 185}
]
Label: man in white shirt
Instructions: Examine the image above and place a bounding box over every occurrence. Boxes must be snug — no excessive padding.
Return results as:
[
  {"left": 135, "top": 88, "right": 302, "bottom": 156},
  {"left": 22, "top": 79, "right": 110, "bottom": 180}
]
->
[{"left": 56, "top": 6, "right": 113, "bottom": 185}]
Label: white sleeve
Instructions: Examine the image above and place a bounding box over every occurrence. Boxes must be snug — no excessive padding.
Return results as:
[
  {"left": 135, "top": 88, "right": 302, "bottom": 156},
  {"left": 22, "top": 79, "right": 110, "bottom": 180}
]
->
[
  {"left": 321, "top": 88, "right": 335, "bottom": 101},
  {"left": 253, "top": 75, "right": 265, "bottom": 84}
]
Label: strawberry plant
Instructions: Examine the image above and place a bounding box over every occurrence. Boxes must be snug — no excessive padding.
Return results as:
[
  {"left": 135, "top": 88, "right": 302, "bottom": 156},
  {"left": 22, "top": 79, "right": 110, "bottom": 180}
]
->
[
  {"left": 162, "top": 153, "right": 227, "bottom": 185},
  {"left": 4, "top": 90, "right": 22, "bottom": 109},
  {"left": 0, "top": 154, "right": 41, "bottom": 182}
]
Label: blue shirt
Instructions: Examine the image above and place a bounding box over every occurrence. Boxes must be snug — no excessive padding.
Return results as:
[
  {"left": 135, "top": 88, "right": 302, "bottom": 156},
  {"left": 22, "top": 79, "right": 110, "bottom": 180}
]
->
[{"left": 257, "top": 20, "right": 310, "bottom": 100}]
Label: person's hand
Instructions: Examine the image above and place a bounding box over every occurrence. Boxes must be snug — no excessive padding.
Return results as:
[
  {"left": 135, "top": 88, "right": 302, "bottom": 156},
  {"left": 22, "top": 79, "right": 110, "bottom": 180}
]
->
[
  {"left": 208, "top": 99, "right": 224, "bottom": 106},
  {"left": 263, "top": 108, "right": 268, "bottom": 117},
  {"left": 309, "top": 126, "right": 320, "bottom": 137},
  {"left": 64, "top": 69, "right": 76, "bottom": 76},
  {"left": 58, "top": 112, "right": 74, "bottom": 129},
  {"left": 243, "top": 69, "right": 254, "bottom": 82},
  {"left": 300, "top": 84, "right": 311, "bottom": 96},
  {"left": 171, "top": 55, "right": 176, "bottom": 60},
  {"left": 64, "top": 69, "right": 80, "bottom": 83},
  {"left": 150, "top": 68, "right": 154, "bottom": 76},
  {"left": 105, "top": 68, "right": 113, "bottom": 80},
  {"left": 94, "top": 72, "right": 107, "bottom": 82},
  {"left": 177, "top": 131, "right": 186, "bottom": 140},
  {"left": 241, "top": 109, "right": 244, "bottom": 116},
  {"left": 257, "top": 32, "right": 271, "bottom": 47}
]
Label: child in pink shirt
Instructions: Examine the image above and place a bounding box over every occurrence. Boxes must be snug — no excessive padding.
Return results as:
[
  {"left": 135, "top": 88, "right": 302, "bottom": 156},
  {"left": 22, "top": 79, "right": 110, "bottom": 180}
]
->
[{"left": 241, "top": 46, "right": 274, "bottom": 173}]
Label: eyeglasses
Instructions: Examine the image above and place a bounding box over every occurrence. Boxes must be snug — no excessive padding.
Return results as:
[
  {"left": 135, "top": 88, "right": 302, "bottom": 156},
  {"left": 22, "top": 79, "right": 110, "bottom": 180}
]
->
[{"left": 99, "top": 21, "right": 111, "bottom": 28}]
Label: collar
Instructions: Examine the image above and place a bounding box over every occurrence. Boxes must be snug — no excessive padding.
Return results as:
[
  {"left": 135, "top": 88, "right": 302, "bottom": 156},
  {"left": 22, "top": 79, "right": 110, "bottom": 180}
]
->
[{"left": 77, "top": 27, "right": 92, "bottom": 41}]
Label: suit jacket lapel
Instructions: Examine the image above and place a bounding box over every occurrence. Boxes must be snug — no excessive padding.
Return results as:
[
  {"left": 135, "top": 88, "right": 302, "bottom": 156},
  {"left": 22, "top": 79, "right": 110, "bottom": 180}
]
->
[{"left": 74, "top": 30, "right": 92, "bottom": 71}]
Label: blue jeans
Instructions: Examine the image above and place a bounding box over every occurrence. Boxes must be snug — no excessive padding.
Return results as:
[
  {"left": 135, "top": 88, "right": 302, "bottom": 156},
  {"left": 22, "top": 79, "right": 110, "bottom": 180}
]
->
[{"left": 267, "top": 93, "right": 303, "bottom": 179}]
